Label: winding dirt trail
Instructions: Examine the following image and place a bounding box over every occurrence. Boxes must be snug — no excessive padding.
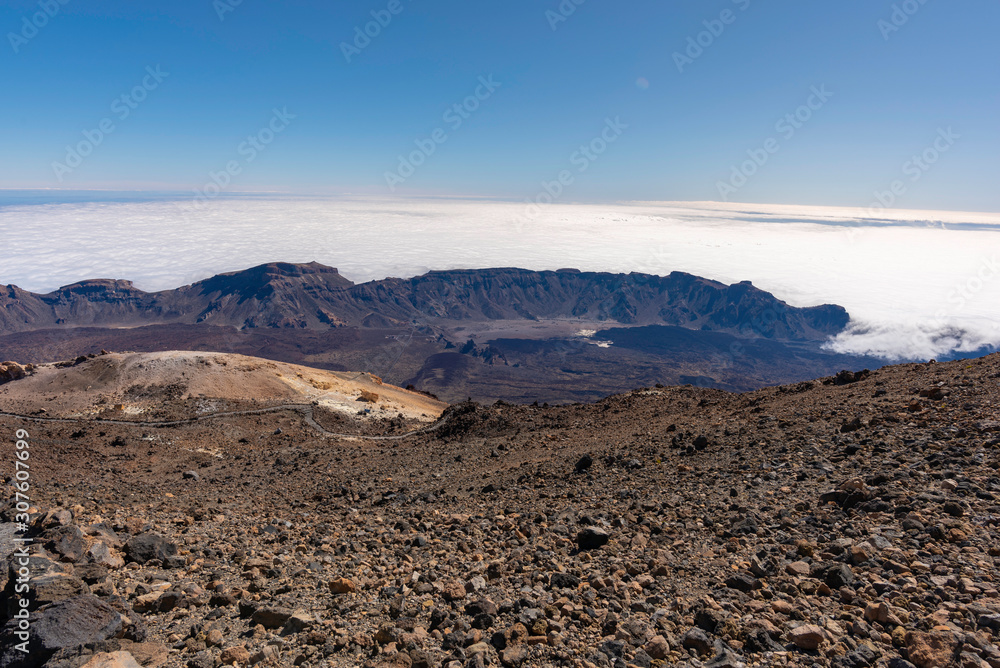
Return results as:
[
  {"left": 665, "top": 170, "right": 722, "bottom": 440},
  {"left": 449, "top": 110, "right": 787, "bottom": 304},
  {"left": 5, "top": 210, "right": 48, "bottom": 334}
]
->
[{"left": 0, "top": 404, "right": 448, "bottom": 441}]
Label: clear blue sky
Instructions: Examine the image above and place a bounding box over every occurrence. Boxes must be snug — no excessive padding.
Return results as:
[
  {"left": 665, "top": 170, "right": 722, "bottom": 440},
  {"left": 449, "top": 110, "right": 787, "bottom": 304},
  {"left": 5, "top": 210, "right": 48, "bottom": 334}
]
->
[{"left": 1, "top": 0, "right": 997, "bottom": 210}]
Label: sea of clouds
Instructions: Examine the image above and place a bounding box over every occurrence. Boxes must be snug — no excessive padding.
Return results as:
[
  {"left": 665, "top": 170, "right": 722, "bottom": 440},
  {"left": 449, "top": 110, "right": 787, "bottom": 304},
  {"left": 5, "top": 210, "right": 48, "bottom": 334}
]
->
[{"left": 0, "top": 194, "right": 996, "bottom": 361}]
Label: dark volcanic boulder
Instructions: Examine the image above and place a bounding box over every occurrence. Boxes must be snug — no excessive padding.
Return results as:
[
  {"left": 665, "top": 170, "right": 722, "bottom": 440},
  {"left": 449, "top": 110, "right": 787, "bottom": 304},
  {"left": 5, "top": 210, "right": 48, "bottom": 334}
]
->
[
  {"left": 576, "top": 527, "right": 611, "bottom": 550},
  {"left": 250, "top": 606, "right": 295, "bottom": 629},
  {"left": 29, "top": 572, "right": 90, "bottom": 609},
  {"left": 44, "top": 525, "right": 88, "bottom": 563},
  {"left": 1, "top": 594, "right": 123, "bottom": 668},
  {"left": 814, "top": 562, "right": 855, "bottom": 589},
  {"left": 549, "top": 572, "right": 582, "bottom": 590},
  {"left": 123, "top": 534, "right": 177, "bottom": 565}
]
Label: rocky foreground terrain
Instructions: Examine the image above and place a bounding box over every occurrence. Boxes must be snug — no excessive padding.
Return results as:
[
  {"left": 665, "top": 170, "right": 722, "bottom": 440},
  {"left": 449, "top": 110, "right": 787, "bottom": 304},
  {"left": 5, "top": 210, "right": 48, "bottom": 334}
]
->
[{"left": 3, "top": 352, "right": 1000, "bottom": 668}]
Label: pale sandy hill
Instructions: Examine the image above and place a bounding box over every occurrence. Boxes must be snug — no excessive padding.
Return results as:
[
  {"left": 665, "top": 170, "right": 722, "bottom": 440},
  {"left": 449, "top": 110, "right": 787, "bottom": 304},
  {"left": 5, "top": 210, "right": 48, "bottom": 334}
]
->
[{"left": 0, "top": 351, "right": 446, "bottom": 421}]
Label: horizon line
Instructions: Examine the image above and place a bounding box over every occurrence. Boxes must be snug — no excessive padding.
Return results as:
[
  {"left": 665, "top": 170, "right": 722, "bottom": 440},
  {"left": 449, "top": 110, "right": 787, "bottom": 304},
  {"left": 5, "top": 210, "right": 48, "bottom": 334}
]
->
[{"left": 1, "top": 188, "right": 999, "bottom": 217}]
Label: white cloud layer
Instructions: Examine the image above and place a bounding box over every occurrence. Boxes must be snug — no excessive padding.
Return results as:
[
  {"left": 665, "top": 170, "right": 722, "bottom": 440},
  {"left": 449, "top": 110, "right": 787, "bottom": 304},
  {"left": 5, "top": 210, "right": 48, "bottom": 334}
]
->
[{"left": 0, "top": 195, "right": 997, "bottom": 361}]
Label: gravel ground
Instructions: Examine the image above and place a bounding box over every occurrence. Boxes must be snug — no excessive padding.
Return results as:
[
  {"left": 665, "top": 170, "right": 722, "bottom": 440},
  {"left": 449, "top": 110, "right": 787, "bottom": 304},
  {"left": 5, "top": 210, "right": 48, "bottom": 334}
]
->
[{"left": 3, "top": 353, "right": 1000, "bottom": 668}]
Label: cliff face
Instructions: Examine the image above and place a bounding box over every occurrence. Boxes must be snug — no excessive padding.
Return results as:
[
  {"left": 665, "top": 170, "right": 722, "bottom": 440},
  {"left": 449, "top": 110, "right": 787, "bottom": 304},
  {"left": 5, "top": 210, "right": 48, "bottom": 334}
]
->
[
  {"left": 0, "top": 285, "right": 47, "bottom": 331},
  {"left": 0, "top": 262, "right": 849, "bottom": 341},
  {"left": 182, "top": 262, "right": 357, "bottom": 329}
]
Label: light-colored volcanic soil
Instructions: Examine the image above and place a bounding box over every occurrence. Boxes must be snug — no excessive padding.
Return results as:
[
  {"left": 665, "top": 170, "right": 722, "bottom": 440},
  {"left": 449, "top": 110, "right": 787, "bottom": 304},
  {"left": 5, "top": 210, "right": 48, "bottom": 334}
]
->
[{"left": 0, "top": 351, "right": 446, "bottom": 422}]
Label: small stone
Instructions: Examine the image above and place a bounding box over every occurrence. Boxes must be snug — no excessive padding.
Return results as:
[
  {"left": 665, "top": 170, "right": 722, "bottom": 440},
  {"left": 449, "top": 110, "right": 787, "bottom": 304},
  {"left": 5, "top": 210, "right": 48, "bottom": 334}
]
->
[
  {"left": 87, "top": 541, "right": 125, "bottom": 569},
  {"left": 888, "top": 660, "right": 917, "bottom": 668},
  {"left": 576, "top": 527, "right": 610, "bottom": 550},
  {"left": 725, "top": 573, "right": 755, "bottom": 592},
  {"left": 865, "top": 602, "right": 890, "bottom": 624},
  {"left": 682, "top": 628, "right": 713, "bottom": 656},
  {"left": 942, "top": 502, "right": 964, "bottom": 517},
  {"left": 549, "top": 573, "right": 581, "bottom": 590},
  {"left": 823, "top": 563, "right": 855, "bottom": 588},
  {"left": 209, "top": 592, "right": 237, "bottom": 607},
  {"left": 643, "top": 635, "right": 669, "bottom": 659},
  {"left": 442, "top": 581, "right": 466, "bottom": 601},
  {"left": 786, "top": 561, "right": 811, "bottom": 576},
  {"left": 788, "top": 624, "right": 826, "bottom": 651},
  {"left": 851, "top": 542, "right": 877, "bottom": 564},
  {"left": 771, "top": 600, "right": 795, "bottom": 615},
  {"left": 705, "top": 642, "right": 746, "bottom": 668},
  {"left": 466, "top": 599, "right": 498, "bottom": 617},
  {"left": 467, "top": 642, "right": 490, "bottom": 656},
  {"left": 250, "top": 645, "right": 280, "bottom": 665},
  {"left": 220, "top": 646, "right": 251, "bottom": 666},
  {"left": 187, "top": 652, "right": 212, "bottom": 668},
  {"left": 501, "top": 644, "right": 528, "bottom": 666},
  {"left": 284, "top": 611, "right": 315, "bottom": 633},
  {"left": 250, "top": 606, "right": 294, "bottom": 629}
]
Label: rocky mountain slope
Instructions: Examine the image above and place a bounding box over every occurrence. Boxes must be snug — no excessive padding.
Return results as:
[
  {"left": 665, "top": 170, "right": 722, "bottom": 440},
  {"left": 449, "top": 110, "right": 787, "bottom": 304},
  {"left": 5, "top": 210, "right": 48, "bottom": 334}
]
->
[{"left": 2, "top": 352, "right": 1000, "bottom": 668}]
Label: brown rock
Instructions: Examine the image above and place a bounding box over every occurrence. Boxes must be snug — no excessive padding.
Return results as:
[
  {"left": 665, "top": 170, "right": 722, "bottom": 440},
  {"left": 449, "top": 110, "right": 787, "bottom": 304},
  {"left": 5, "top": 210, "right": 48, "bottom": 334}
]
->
[
  {"left": 851, "top": 542, "right": 877, "bottom": 564},
  {"left": 500, "top": 644, "right": 529, "bottom": 666},
  {"left": 358, "top": 390, "right": 379, "bottom": 403},
  {"left": 220, "top": 646, "right": 251, "bottom": 666},
  {"left": 508, "top": 623, "right": 529, "bottom": 645},
  {"left": 250, "top": 606, "right": 294, "bottom": 629},
  {"left": 442, "top": 581, "right": 466, "bottom": 601},
  {"left": 32, "top": 572, "right": 90, "bottom": 607},
  {"left": 905, "top": 630, "right": 959, "bottom": 668},
  {"left": 329, "top": 577, "right": 356, "bottom": 594},
  {"left": 865, "top": 602, "right": 890, "bottom": 624},
  {"left": 786, "top": 561, "right": 811, "bottom": 576},
  {"left": 643, "top": 635, "right": 670, "bottom": 659},
  {"left": 466, "top": 642, "right": 490, "bottom": 656},
  {"left": 132, "top": 593, "right": 161, "bottom": 613}
]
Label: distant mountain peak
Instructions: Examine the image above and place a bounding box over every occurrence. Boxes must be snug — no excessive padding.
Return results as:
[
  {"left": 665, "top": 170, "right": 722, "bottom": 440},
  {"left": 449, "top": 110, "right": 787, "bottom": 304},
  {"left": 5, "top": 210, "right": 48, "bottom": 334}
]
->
[
  {"left": 57, "top": 279, "right": 138, "bottom": 293},
  {"left": 224, "top": 261, "right": 346, "bottom": 279},
  {"left": 194, "top": 261, "right": 354, "bottom": 297}
]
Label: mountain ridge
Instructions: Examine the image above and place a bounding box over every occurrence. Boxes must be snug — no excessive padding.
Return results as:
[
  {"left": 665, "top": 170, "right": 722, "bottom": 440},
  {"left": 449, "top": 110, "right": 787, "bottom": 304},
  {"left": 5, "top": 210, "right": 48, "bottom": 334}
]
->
[{"left": 0, "top": 261, "right": 849, "bottom": 340}]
